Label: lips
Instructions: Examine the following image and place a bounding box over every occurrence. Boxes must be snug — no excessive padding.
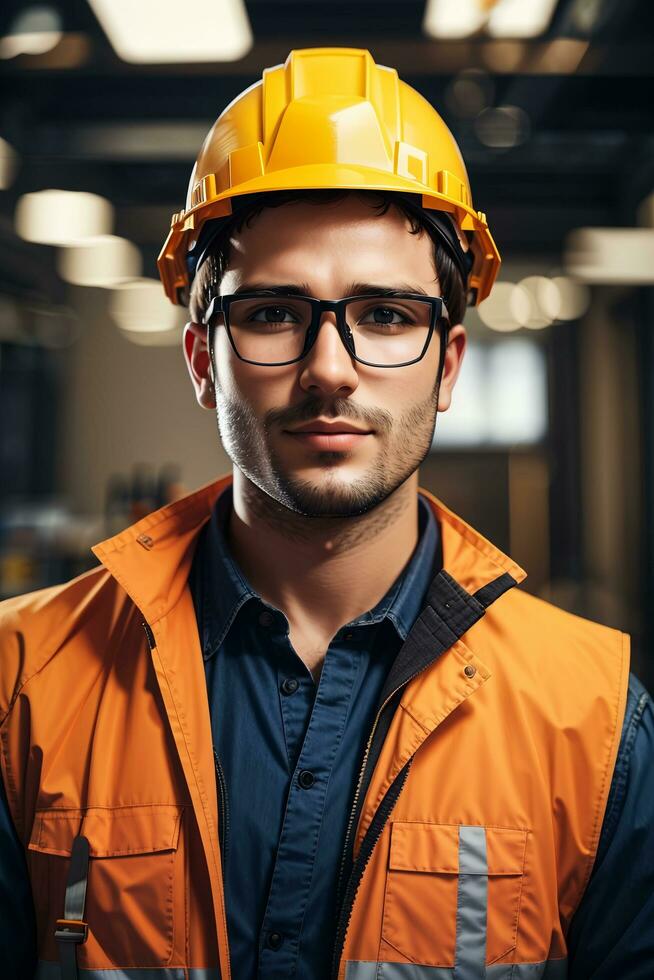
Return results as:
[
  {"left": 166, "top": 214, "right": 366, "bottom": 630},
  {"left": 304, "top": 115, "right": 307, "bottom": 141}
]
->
[
  {"left": 284, "top": 425, "right": 373, "bottom": 452},
  {"left": 287, "top": 420, "right": 373, "bottom": 435}
]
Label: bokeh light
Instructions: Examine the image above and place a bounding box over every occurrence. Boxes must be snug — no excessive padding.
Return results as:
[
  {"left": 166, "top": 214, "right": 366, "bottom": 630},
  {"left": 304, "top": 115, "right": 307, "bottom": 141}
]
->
[
  {"left": 87, "top": 0, "right": 252, "bottom": 63},
  {"left": 110, "top": 278, "right": 184, "bottom": 344},
  {"left": 0, "top": 6, "right": 62, "bottom": 59},
  {"left": 446, "top": 69, "right": 495, "bottom": 119},
  {"left": 57, "top": 236, "right": 141, "bottom": 287},
  {"left": 565, "top": 227, "right": 654, "bottom": 284},
  {"left": 15, "top": 190, "right": 114, "bottom": 246},
  {"left": 475, "top": 105, "right": 531, "bottom": 149},
  {"left": 478, "top": 282, "right": 530, "bottom": 332}
]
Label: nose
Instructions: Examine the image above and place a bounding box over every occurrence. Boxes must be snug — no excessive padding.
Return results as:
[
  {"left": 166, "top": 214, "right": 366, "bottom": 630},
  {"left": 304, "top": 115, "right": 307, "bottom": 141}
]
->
[{"left": 297, "top": 311, "right": 360, "bottom": 397}]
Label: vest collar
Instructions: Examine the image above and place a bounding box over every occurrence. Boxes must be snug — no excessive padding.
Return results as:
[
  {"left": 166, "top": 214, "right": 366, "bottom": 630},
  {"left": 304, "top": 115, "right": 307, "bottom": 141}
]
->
[{"left": 91, "top": 472, "right": 527, "bottom": 626}]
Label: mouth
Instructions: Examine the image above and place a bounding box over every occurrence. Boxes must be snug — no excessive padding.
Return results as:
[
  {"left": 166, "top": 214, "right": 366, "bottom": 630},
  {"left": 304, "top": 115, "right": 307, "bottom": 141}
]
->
[{"left": 283, "top": 428, "right": 374, "bottom": 451}]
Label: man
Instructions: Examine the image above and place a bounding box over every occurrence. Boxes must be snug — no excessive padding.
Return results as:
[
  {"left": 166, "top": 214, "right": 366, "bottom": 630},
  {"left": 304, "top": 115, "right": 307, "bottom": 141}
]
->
[{"left": 1, "top": 46, "right": 653, "bottom": 980}]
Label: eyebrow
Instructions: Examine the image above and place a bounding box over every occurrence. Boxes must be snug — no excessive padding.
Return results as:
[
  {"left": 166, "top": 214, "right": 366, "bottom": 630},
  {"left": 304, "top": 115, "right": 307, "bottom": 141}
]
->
[{"left": 231, "top": 281, "right": 430, "bottom": 298}]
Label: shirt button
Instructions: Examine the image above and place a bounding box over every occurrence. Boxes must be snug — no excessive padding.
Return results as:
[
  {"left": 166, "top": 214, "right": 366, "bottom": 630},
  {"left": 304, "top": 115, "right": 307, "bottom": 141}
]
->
[
  {"left": 464, "top": 664, "right": 476, "bottom": 678},
  {"left": 258, "top": 610, "right": 274, "bottom": 627},
  {"left": 266, "top": 931, "right": 283, "bottom": 950},
  {"left": 281, "top": 677, "right": 299, "bottom": 695},
  {"left": 298, "top": 769, "right": 315, "bottom": 789}
]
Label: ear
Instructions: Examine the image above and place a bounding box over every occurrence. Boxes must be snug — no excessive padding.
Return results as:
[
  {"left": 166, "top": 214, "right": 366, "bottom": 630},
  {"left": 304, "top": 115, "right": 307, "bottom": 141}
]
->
[
  {"left": 183, "top": 321, "right": 216, "bottom": 410},
  {"left": 437, "top": 323, "right": 467, "bottom": 412}
]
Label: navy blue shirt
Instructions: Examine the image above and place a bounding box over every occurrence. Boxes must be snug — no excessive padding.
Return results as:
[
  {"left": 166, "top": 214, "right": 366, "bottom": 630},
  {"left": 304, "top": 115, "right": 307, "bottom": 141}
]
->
[
  {"left": 190, "top": 485, "right": 439, "bottom": 979},
  {"left": 1, "top": 492, "right": 654, "bottom": 978}
]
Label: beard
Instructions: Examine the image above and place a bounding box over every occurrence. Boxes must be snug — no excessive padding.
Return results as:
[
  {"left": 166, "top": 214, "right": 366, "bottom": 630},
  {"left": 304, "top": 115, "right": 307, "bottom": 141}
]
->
[{"left": 214, "top": 373, "right": 442, "bottom": 520}]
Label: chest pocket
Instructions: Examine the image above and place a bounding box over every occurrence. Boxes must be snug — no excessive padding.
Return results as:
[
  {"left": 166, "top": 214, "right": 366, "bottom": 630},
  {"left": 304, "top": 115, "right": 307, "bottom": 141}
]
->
[
  {"left": 382, "top": 821, "right": 528, "bottom": 970},
  {"left": 27, "top": 804, "right": 185, "bottom": 967}
]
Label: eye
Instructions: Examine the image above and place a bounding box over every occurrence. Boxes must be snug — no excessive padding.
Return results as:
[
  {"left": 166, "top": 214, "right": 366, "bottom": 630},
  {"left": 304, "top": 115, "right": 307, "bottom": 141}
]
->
[
  {"left": 250, "top": 305, "right": 300, "bottom": 323},
  {"left": 359, "top": 306, "right": 411, "bottom": 325}
]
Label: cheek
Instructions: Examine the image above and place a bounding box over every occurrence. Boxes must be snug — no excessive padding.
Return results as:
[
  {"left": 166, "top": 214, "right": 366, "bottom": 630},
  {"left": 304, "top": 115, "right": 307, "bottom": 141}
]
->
[
  {"left": 365, "top": 362, "right": 438, "bottom": 411},
  {"left": 221, "top": 352, "right": 296, "bottom": 415},
  {"left": 214, "top": 332, "right": 261, "bottom": 399}
]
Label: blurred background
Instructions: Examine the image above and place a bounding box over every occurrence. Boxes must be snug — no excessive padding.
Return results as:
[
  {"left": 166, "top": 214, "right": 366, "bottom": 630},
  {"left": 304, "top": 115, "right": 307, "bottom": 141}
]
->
[{"left": 0, "top": 0, "right": 652, "bottom": 687}]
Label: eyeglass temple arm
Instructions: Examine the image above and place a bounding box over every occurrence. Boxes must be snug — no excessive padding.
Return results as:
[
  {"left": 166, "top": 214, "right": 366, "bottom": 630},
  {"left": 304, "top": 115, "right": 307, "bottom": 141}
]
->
[{"left": 202, "top": 295, "right": 223, "bottom": 325}]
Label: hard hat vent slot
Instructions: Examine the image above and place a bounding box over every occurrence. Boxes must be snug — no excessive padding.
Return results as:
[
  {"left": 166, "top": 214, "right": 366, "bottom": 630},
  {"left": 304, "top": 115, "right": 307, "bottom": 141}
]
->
[
  {"left": 228, "top": 142, "right": 265, "bottom": 188},
  {"left": 395, "top": 142, "right": 428, "bottom": 186}
]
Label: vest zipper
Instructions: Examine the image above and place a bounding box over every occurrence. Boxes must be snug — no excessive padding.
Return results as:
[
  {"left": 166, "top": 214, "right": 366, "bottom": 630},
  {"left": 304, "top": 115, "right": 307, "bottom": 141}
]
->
[
  {"left": 331, "top": 758, "right": 412, "bottom": 980},
  {"left": 213, "top": 747, "right": 230, "bottom": 870},
  {"left": 334, "top": 704, "right": 381, "bottom": 909},
  {"left": 331, "top": 665, "right": 428, "bottom": 980}
]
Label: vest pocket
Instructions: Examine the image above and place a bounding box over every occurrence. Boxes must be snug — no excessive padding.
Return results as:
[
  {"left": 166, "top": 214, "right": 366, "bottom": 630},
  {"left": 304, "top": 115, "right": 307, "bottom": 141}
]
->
[
  {"left": 27, "top": 804, "right": 185, "bottom": 967},
  {"left": 381, "top": 821, "right": 528, "bottom": 968}
]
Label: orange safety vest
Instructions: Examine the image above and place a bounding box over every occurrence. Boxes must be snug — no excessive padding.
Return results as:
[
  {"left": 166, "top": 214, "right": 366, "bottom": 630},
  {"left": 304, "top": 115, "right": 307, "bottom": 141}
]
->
[{"left": 0, "top": 474, "right": 629, "bottom": 979}]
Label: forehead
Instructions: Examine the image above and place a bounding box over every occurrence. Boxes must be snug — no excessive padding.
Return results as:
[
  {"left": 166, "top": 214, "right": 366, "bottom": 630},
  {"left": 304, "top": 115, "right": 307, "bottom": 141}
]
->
[{"left": 220, "top": 196, "right": 438, "bottom": 294}]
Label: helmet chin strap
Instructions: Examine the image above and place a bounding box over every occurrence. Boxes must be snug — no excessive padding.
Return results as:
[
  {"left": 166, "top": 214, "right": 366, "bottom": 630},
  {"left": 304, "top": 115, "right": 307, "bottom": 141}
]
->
[
  {"left": 207, "top": 322, "right": 218, "bottom": 397},
  {"left": 436, "top": 316, "right": 449, "bottom": 403},
  {"left": 430, "top": 317, "right": 450, "bottom": 448}
]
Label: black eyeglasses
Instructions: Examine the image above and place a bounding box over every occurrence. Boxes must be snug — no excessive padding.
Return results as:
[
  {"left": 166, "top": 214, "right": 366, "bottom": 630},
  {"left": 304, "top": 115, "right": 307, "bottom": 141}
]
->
[{"left": 203, "top": 291, "right": 450, "bottom": 368}]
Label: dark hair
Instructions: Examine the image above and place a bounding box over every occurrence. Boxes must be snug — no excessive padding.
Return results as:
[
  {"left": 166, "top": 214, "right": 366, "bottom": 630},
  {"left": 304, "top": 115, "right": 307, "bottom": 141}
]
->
[{"left": 189, "top": 188, "right": 467, "bottom": 326}]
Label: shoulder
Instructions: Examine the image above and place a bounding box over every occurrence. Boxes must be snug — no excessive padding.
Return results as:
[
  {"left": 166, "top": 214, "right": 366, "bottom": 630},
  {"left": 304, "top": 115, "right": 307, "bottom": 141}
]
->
[
  {"left": 481, "top": 584, "right": 628, "bottom": 675},
  {"left": 0, "top": 565, "right": 129, "bottom": 724},
  {"left": 474, "top": 582, "right": 628, "bottom": 666},
  {"left": 494, "top": 584, "right": 625, "bottom": 645},
  {"left": 467, "top": 586, "right": 630, "bottom": 740}
]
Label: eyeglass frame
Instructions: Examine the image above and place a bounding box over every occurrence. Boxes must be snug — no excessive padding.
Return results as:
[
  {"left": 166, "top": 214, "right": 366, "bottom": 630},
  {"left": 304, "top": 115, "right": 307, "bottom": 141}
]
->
[{"left": 202, "top": 291, "right": 451, "bottom": 370}]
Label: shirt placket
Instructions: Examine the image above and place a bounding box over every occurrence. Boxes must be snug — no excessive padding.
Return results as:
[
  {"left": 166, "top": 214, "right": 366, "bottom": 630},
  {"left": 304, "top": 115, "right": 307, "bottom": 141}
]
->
[{"left": 258, "top": 638, "right": 362, "bottom": 978}]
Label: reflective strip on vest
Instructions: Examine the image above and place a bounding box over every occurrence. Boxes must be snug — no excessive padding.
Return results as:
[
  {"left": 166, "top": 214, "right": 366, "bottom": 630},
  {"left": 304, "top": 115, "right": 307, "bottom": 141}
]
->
[
  {"left": 345, "top": 823, "right": 568, "bottom": 980},
  {"left": 455, "top": 825, "right": 488, "bottom": 976},
  {"left": 345, "top": 959, "right": 568, "bottom": 979},
  {"left": 36, "top": 965, "right": 221, "bottom": 980}
]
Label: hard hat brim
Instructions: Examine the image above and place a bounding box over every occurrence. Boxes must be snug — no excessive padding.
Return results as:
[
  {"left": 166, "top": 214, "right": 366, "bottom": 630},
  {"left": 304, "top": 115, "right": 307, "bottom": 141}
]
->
[{"left": 158, "top": 164, "right": 500, "bottom": 308}]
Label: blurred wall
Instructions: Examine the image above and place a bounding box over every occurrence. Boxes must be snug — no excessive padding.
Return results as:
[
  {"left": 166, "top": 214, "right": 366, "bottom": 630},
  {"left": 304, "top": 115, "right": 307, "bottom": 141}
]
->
[
  {"left": 57, "top": 288, "right": 230, "bottom": 515},
  {"left": 578, "top": 287, "right": 646, "bottom": 663}
]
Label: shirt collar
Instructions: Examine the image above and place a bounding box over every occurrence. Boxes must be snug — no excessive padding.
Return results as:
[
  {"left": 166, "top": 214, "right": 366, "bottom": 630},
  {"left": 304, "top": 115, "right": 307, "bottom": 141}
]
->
[{"left": 192, "top": 484, "right": 440, "bottom": 661}]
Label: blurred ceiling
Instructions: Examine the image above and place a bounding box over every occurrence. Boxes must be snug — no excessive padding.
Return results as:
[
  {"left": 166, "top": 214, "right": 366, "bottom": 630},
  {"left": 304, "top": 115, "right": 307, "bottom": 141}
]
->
[{"left": 0, "top": 0, "right": 653, "bottom": 305}]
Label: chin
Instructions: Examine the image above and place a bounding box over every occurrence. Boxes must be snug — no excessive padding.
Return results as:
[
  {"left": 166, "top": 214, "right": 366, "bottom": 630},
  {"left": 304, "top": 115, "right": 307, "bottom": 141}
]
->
[{"left": 273, "top": 468, "right": 395, "bottom": 518}]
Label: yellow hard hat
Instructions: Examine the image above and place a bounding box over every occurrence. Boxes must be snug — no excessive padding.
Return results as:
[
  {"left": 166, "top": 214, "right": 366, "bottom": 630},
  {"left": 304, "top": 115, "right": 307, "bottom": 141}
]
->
[{"left": 157, "top": 47, "right": 500, "bottom": 307}]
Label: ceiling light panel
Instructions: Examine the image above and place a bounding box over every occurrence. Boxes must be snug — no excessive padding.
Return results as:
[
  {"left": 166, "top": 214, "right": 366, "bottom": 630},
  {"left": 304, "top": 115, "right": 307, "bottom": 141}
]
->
[
  {"left": 487, "top": 0, "right": 559, "bottom": 38},
  {"left": 423, "top": 0, "right": 487, "bottom": 40},
  {"left": 424, "top": 0, "right": 560, "bottom": 40},
  {"left": 565, "top": 228, "right": 654, "bottom": 284},
  {"left": 15, "top": 189, "right": 114, "bottom": 245},
  {"left": 87, "top": 0, "right": 253, "bottom": 63}
]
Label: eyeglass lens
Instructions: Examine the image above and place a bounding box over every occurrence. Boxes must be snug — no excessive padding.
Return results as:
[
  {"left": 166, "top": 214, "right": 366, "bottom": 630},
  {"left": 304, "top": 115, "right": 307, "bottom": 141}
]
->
[{"left": 225, "top": 296, "right": 434, "bottom": 365}]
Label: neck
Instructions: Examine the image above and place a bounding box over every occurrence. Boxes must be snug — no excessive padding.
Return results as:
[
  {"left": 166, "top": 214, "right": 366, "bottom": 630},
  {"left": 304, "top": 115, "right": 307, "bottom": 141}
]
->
[{"left": 226, "top": 467, "right": 421, "bottom": 641}]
